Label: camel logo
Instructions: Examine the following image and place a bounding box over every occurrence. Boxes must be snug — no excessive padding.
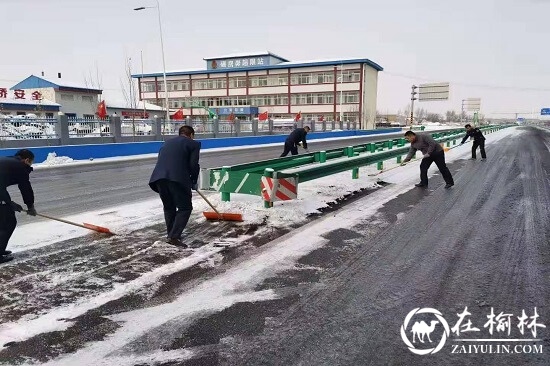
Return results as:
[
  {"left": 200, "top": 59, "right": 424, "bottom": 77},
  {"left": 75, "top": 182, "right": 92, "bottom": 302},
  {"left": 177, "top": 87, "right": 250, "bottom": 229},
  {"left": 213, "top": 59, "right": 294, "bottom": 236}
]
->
[{"left": 401, "top": 308, "right": 450, "bottom": 355}]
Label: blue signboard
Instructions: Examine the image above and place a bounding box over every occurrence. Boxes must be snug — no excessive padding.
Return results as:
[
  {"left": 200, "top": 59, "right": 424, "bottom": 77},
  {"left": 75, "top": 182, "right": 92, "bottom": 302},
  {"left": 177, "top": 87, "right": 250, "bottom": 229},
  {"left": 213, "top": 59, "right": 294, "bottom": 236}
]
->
[
  {"left": 207, "top": 56, "right": 270, "bottom": 70},
  {"left": 216, "top": 107, "right": 259, "bottom": 115},
  {"left": 541, "top": 108, "right": 550, "bottom": 116}
]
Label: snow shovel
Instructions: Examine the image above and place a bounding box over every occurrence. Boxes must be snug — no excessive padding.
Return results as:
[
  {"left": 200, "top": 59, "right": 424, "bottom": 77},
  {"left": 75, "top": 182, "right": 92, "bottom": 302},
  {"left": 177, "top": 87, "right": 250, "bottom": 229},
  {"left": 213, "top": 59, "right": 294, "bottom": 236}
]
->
[
  {"left": 368, "top": 158, "right": 418, "bottom": 176},
  {"left": 195, "top": 189, "right": 243, "bottom": 222},
  {"left": 31, "top": 211, "right": 115, "bottom": 235}
]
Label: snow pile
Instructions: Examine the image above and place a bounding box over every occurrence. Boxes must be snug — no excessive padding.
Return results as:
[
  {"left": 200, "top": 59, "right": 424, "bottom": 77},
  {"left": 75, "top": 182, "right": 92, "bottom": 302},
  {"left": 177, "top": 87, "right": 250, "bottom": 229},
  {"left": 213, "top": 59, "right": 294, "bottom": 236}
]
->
[{"left": 39, "top": 152, "right": 74, "bottom": 166}]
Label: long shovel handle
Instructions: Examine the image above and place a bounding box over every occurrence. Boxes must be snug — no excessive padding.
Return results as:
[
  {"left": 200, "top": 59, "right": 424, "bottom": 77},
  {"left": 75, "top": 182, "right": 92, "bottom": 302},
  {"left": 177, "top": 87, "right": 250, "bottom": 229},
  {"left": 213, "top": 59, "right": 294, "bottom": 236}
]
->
[
  {"left": 31, "top": 212, "right": 92, "bottom": 230},
  {"left": 195, "top": 189, "right": 222, "bottom": 217}
]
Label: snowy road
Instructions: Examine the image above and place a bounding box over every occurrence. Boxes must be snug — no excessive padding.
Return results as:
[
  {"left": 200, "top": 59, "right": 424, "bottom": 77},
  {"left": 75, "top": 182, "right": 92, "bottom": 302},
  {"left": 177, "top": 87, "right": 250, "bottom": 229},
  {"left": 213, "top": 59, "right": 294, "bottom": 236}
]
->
[{"left": 1, "top": 126, "right": 548, "bottom": 365}]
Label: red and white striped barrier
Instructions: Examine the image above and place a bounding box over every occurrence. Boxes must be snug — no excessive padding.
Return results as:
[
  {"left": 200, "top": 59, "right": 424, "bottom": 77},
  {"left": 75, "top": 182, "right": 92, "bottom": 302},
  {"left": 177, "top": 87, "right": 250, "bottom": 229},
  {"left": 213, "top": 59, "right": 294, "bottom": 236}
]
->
[{"left": 261, "top": 176, "right": 298, "bottom": 202}]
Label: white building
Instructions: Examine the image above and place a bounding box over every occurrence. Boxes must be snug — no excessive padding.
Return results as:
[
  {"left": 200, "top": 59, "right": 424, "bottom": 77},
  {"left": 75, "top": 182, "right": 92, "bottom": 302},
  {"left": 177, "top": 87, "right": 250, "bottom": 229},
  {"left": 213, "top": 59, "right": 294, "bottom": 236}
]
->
[
  {"left": 9, "top": 75, "right": 102, "bottom": 119},
  {"left": 133, "top": 51, "right": 383, "bottom": 129}
]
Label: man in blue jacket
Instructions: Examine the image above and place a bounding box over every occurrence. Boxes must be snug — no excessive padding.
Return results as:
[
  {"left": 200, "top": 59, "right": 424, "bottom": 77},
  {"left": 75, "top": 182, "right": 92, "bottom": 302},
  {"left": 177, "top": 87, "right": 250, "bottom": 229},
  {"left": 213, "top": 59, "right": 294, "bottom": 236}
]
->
[
  {"left": 280, "top": 126, "right": 311, "bottom": 157},
  {"left": 0, "top": 149, "right": 37, "bottom": 263},
  {"left": 461, "top": 124, "right": 486, "bottom": 160},
  {"left": 149, "top": 126, "right": 201, "bottom": 247}
]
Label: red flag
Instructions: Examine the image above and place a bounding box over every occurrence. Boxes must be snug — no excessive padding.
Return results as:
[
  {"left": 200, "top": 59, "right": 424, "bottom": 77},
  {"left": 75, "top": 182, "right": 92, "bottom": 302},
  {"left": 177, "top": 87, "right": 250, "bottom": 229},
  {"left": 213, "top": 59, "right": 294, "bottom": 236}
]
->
[
  {"left": 258, "top": 111, "right": 268, "bottom": 121},
  {"left": 294, "top": 111, "right": 302, "bottom": 122},
  {"left": 96, "top": 100, "right": 107, "bottom": 119},
  {"left": 318, "top": 115, "right": 324, "bottom": 122},
  {"left": 171, "top": 108, "right": 184, "bottom": 120},
  {"left": 228, "top": 112, "right": 235, "bottom": 122}
]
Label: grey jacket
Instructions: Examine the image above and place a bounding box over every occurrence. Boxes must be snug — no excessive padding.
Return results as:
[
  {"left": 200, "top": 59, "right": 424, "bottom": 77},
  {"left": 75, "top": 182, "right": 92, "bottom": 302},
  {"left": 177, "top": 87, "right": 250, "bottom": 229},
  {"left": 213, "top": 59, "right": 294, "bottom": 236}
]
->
[{"left": 404, "top": 133, "right": 443, "bottom": 161}]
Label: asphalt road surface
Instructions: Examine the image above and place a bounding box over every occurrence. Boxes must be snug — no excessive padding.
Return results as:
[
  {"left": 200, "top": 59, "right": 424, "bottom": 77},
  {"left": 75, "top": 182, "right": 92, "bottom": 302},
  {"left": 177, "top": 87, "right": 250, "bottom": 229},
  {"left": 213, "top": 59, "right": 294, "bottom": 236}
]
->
[
  {"left": 1, "top": 127, "right": 548, "bottom": 365},
  {"left": 9, "top": 132, "right": 406, "bottom": 224},
  {"left": 213, "top": 126, "right": 550, "bottom": 365}
]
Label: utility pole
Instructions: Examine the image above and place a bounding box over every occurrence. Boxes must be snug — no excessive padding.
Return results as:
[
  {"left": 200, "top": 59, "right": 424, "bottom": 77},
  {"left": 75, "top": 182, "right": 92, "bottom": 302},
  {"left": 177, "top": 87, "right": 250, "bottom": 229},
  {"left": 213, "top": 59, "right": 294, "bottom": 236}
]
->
[{"left": 410, "top": 85, "right": 418, "bottom": 127}]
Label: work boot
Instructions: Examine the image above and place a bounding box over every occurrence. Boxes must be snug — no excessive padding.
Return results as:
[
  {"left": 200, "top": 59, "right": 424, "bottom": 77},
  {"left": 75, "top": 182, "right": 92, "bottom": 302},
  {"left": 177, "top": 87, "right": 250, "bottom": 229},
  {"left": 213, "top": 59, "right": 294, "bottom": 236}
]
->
[
  {"left": 1, "top": 250, "right": 12, "bottom": 256},
  {"left": 415, "top": 183, "right": 428, "bottom": 188},
  {"left": 166, "top": 238, "right": 188, "bottom": 248},
  {"left": 445, "top": 183, "right": 454, "bottom": 189},
  {"left": 470, "top": 157, "right": 476, "bottom": 160}
]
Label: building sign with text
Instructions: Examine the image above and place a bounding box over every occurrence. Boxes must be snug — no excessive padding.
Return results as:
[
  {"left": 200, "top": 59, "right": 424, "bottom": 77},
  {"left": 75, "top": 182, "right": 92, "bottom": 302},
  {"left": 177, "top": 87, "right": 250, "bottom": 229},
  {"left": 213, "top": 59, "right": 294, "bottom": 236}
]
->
[
  {"left": 207, "top": 56, "right": 271, "bottom": 70},
  {"left": 0, "top": 88, "right": 43, "bottom": 101}
]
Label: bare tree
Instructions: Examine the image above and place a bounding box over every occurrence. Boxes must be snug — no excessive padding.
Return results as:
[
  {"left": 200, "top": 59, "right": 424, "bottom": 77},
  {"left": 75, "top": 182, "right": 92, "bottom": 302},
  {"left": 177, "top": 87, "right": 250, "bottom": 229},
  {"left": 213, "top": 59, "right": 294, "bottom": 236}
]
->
[
  {"left": 83, "top": 61, "right": 102, "bottom": 118},
  {"left": 120, "top": 57, "right": 140, "bottom": 136}
]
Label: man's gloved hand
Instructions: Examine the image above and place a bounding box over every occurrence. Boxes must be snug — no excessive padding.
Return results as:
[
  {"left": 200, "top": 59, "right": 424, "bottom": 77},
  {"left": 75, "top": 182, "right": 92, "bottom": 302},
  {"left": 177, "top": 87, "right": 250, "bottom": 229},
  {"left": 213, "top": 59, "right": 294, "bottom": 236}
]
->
[
  {"left": 26, "top": 206, "right": 37, "bottom": 216},
  {"left": 192, "top": 183, "right": 198, "bottom": 191},
  {"left": 10, "top": 202, "right": 23, "bottom": 212},
  {"left": 422, "top": 154, "right": 430, "bottom": 159}
]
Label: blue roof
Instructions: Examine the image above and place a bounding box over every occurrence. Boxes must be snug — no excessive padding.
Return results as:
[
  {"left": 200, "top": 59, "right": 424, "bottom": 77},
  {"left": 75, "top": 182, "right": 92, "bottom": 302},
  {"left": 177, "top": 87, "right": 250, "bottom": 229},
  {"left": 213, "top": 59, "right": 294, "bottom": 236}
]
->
[
  {"left": 132, "top": 58, "right": 383, "bottom": 78},
  {"left": 11, "top": 75, "right": 102, "bottom": 94},
  {"left": 203, "top": 51, "right": 289, "bottom": 62}
]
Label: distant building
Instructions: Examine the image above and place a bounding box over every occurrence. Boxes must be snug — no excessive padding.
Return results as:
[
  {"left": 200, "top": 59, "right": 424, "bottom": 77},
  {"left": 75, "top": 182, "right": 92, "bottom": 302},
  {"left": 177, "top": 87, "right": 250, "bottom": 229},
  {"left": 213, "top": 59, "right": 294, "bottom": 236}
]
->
[
  {"left": 132, "top": 51, "right": 383, "bottom": 129},
  {"left": 9, "top": 75, "right": 102, "bottom": 119},
  {"left": 106, "top": 100, "right": 164, "bottom": 119}
]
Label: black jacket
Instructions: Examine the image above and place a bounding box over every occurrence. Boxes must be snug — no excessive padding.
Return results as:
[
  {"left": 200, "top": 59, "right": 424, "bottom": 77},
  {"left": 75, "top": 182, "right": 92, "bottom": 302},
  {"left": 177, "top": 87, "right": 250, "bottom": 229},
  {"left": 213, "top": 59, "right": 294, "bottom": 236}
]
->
[
  {"left": 0, "top": 156, "right": 34, "bottom": 207},
  {"left": 461, "top": 128, "right": 485, "bottom": 144},
  {"left": 286, "top": 128, "right": 308, "bottom": 149},
  {"left": 149, "top": 136, "right": 201, "bottom": 192}
]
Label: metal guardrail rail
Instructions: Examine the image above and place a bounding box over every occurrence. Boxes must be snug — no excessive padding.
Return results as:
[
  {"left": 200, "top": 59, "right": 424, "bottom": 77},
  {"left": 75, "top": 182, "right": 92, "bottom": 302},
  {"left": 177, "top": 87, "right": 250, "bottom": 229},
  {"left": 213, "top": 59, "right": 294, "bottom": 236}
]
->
[{"left": 202, "top": 125, "right": 510, "bottom": 206}]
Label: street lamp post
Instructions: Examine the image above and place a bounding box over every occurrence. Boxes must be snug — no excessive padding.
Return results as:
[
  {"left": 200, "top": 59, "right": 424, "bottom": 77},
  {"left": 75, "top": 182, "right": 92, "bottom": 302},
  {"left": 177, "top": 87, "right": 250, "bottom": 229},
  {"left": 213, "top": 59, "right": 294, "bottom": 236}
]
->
[{"left": 134, "top": 0, "right": 170, "bottom": 123}]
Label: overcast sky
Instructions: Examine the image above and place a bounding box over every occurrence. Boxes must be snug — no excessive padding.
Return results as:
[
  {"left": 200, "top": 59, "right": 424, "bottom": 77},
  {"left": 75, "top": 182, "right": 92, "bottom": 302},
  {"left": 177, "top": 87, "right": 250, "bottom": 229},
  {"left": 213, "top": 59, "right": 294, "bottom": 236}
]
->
[{"left": 1, "top": 0, "right": 550, "bottom": 118}]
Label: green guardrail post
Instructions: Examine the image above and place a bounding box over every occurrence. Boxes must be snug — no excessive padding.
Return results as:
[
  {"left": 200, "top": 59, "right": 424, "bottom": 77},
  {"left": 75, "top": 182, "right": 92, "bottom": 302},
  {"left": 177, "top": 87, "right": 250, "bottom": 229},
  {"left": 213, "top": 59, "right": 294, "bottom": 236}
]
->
[
  {"left": 453, "top": 139, "right": 457, "bottom": 145},
  {"left": 397, "top": 155, "right": 402, "bottom": 164},
  {"left": 398, "top": 138, "right": 405, "bottom": 147},
  {"left": 221, "top": 166, "right": 231, "bottom": 202},
  {"left": 263, "top": 168, "right": 274, "bottom": 208},
  {"left": 446, "top": 141, "right": 451, "bottom": 147},
  {"left": 346, "top": 146, "right": 354, "bottom": 158},
  {"left": 352, "top": 152, "right": 359, "bottom": 179},
  {"left": 377, "top": 143, "right": 384, "bottom": 152},
  {"left": 377, "top": 161, "right": 383, "bottom": 170},
  {"left": 421, "top": 126, "right": 425, "bottom": 131},
  {"left": 388, "top": 140, "right": 394, "bottom": 149},
  {"left": 319, "top": 151, "right": 327, "bottom": 163}
]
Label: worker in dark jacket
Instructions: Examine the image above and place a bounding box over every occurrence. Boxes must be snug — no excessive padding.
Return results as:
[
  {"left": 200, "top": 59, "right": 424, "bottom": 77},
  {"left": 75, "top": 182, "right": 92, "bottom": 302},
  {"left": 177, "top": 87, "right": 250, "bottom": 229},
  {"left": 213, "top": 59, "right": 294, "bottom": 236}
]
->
[
  {"left": 402, "top": 131, "right": 454, "bottom": 188},
  {"left": 0, "top": 149, "right": 37, "bottom": 263},
  {"left": 280, "top": 126, "right": 311, "bottom": 157},
  {"left": 149, "top": 126, "right": 201, "bottom": 247},
  {"left": 461, "top": 124, "right": 486, "bottom": 160}
]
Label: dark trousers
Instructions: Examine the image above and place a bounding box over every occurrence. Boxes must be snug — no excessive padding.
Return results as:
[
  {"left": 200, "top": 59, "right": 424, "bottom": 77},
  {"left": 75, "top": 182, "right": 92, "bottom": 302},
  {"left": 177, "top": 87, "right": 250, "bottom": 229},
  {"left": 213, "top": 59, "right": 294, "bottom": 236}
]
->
[
  {"left": 0, "top": 202, "right": 17, "bottom": 254},
  {"left": 156, "top": 180, "right": 193, "bottom": 239},
  {"left": 472, "top": 140, "right": 486, "bottom": 159},
  {"left": 280, "top": 140, "right": 298, "bottom": 157},
  {"left": 420, "top": 151, "right": 454, "bottom": 186}
]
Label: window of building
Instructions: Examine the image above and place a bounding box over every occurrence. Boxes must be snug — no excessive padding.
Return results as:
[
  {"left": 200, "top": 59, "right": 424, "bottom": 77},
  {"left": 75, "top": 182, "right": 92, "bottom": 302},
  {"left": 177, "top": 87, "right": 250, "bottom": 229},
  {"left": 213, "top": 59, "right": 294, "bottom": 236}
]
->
[
  {"left": 81, "top": 95, "right": 94, "bottom": 103},
  {"left": 142, "top": 82, "right": 157, "bottom": 92},
  {"left": 342, "top": 91, "right": 360, "bottom": 103},
  {"left": 229, "top": 77, "right": 247, "bottom": 88},
  {"left": 61, "top": 94, "right": 74, "bottom": 101}
]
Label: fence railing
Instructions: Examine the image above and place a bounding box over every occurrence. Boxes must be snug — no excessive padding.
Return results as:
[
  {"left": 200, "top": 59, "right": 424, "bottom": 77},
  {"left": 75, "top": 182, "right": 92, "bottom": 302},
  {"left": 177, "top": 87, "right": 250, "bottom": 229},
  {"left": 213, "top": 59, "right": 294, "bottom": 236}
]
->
[
  {"left": 1, "top": 119, "right": 58, "bottom": 140},
  {"left": 0, "top": 115, "right": 362, "bottom": 147}
]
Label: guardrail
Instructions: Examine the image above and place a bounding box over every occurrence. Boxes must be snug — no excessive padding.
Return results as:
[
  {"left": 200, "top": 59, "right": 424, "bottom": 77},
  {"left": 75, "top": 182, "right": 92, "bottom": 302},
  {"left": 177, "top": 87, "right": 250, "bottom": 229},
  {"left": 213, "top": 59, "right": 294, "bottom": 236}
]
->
[{"left": 201, "top": 125, "right": 511, "bottom": 207}]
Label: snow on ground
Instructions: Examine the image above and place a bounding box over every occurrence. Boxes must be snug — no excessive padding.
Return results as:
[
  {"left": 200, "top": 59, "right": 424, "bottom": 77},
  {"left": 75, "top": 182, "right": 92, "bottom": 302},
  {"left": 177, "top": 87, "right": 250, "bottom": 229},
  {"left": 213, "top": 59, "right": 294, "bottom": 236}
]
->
[
  {"left": 1, "top": 127, "right": 517, "bottom": 360},
  {"left": 39, "top": 152, "right": 74, "bottom": 166}
]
